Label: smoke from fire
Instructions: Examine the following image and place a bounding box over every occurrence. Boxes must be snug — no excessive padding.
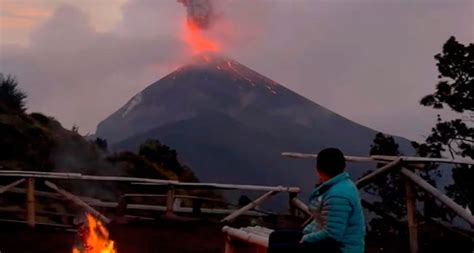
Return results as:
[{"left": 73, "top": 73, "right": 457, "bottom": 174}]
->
[{"left": 178, "top": 0, "right": 215, "bottom": 29}]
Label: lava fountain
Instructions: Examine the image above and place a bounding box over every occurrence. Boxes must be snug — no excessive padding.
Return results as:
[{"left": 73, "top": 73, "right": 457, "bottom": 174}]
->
[
  {"left": 182, "top": 19, "right": 220, "bottom": 55},
  {"left": 72, "top": 213, "right": 116, "bottom": 253}
]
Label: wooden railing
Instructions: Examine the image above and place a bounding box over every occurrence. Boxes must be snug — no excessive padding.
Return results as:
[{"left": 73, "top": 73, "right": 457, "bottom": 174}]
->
[
  {"left": 280, "top": 152, "right": 474, "bottom": 253},
  {"left": 0, "top": 170, "right": 301, "bottom": 227}
]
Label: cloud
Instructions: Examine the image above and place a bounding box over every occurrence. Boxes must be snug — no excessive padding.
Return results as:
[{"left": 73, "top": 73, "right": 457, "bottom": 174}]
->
[
  {"left": 1, "top": 3, "right": 186, "bottom": 133},
  {"left": 0, "top": 0, "right": 473, "bottom": 141}
]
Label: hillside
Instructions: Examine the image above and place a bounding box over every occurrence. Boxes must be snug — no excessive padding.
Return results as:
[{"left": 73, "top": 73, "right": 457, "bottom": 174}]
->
[{"left": 0, "top": 96, "right": 201, "bottom": 197}]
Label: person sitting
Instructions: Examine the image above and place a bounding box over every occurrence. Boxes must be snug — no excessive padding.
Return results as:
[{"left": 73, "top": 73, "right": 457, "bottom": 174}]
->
[{"left": 268, "top": 148, "right": 365, "bottom": 253}]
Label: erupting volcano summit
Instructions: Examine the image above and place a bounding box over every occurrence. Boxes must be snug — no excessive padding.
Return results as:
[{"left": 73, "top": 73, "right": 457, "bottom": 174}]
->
[{"left": 96, "top": 53, "right": 411, "bottom": 189}]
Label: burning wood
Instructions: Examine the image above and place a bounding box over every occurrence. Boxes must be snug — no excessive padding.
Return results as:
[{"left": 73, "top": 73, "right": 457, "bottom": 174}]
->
[{"left": 72, "top": 213, "right": 117, "bottom": 253}]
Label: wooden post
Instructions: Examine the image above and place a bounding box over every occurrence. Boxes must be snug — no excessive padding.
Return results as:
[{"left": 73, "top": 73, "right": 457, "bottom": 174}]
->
[
  {"left": 44, "top": 181, "right": 111, "bottom": 223},
  {"left": 26, "top": 178, "right": 35, "bottom": 228},
  {"left": 355, "top": 158, "right": 402, "bottom": 188},
  {"left": 224, "top": 236, "right": 235, "bottom": 253},
  {"left": 404, "top": 176, "right": 418, "bottom": 253},
  {"left": 400, "top": 167, "right": 474, "bottom": 226},
  {"left": 165, "top": 186, "right": 175, "bottom": 216},
  {"left": 116, "top": 195, "right": 128, "bottom": 217},
  {"left": 0, "top": 178, "right": 26, "bottom": 195},
  {"left": 288, "top": 192, "right": 298, "bottom": 216}
]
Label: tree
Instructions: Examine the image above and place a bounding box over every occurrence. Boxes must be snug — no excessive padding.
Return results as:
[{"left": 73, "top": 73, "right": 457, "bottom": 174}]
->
[
  {"left": 363, "top": 133, "right": 405, "bottom": 236},
  {"left": 94, "top": 138, "right": 108, "bottom": 152},
  {"left": 0, "top": 74, "right": 27, "bottom": 112},
  {"left": 418, "top": 36, "right": 474, "bottom": 211},
  {"left": 139, "top": 139, "right": 183, "bottom": 173}
]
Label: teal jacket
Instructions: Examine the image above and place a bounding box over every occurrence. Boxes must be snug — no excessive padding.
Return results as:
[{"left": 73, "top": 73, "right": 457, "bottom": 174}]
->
[{"left": 302, "top": 172, "right": 365, "bottom": 253}]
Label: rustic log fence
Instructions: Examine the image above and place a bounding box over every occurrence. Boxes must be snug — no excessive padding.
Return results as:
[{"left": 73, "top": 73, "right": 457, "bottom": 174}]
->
[
  {"left": 1, "top": 153, "right": 473, "bottom": 253},
  {"left": 279, "top": 152, "right": 474, "bottom": 253},
  {"left": 0, "top": 170, "right": 300, "bottom": 229}
]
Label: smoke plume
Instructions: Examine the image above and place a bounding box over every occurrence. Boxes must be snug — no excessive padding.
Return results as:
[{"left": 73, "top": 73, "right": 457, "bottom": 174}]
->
[{"left": 178, "top": 0, "right": 215, "bottom": 29}]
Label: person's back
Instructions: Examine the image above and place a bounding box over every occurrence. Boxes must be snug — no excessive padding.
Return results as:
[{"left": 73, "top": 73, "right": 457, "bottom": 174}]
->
[
  {"left": 304, "top": 171, "right": 365, "bottom": 253},
  {"left": 268, "top": 148, "right": 365, "bottom": 253}
]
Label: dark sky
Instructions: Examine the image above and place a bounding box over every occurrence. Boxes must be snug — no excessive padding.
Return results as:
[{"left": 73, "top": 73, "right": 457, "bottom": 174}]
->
[{"left": 1, "top": 0, "right": 473, "bottom": 140}]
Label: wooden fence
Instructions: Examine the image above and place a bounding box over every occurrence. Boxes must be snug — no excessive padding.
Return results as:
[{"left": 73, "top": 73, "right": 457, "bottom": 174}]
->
[
  {"left": 1, "top": 153, "right": 473, "bottom": 253},
  {"left": 280, "top": 152, "right": 474, "bottom": 253},
  {"left": 0, "top": 170, "right": 300, "bottom": 227}
]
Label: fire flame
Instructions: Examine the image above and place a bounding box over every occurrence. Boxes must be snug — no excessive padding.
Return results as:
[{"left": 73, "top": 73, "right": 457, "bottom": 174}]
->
[
  {"left": 182, "top": 20, "right": 220, "bottom": 55},
  {"left": 72, "top": 213, "right": 117, "bottom": 253}
]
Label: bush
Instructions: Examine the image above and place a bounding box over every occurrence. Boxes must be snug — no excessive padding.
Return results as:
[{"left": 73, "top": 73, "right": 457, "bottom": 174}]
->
[{"left": 0, "top": 74, "right": 27, "bottom": 112}]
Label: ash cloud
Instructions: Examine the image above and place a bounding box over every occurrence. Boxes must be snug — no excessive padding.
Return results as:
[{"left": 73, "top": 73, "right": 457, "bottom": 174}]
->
[
  {"left": 0, "top": 0, "right": 473, "bottom": 141},
  {"left": 178, "top": 0, "right": 215, "bottom": 29}
]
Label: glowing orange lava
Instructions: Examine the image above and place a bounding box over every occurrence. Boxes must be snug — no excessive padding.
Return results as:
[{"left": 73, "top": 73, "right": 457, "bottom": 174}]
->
[
  {"left": 182, "top": 20, "right": 220, "bottom": 55},
  {"left": 72, "top": 213, "right": 116, "bottom": 253}
]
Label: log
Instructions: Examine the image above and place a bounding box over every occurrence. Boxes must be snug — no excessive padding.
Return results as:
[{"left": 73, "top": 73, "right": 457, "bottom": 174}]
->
[
  {"left": 288, "top": 192, "right": 298, "bottom": 216},
  {"left": 400, "top": 167, "right": 474, "bottom": 226},
  {"left": 282, "top": 152, "right": 375, "bottom": 163},
  {"left": 134, "top": 182, "right": 300, "bottom": 193},
  {"left": 44, "top": 181, "right": 111, "bottom": 224},
  {"left": 165, "top": 187, "right": 175, "bottom": 216},
  {"left": 26, "top": 178, "right": 35, "bottom": 228},
  {"left": 404, "top": 177, "right": 418, "bottom": 253},
  {"left": 290, "top": 197, "right": 313, "bottom": 217},
  {"left": 221, "top": 191, "right": 277, "bottom": 222},
  {"left": 89, "top": 201, "right": 267, "bottom": 216},
  {"left": 0, "top": 171, "right": 177, "bottom": 184},
  {"left": 0, "top": 178, "right": 25, "bottom": 195},
  {"left": 222, "top": 226, "right": 269, "bottom": 247},
  {"left": 0, "top": 218, "right": 73, "bottom": 229},
  {"left": 281, "top": 152, "right": 474, "bottom": 166},
  {"left": 356, "top": 158, "right": 402, "bottom": 188}
]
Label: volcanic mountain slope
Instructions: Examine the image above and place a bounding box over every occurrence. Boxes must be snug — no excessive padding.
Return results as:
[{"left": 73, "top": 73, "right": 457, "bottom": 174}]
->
[{"left": 96, "top": 53, "right": 412, "bottom": 191}]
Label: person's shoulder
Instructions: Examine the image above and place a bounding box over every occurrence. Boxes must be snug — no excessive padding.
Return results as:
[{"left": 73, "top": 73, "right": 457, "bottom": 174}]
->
[{"left": 327, "top": 179, "right": 358, "bottom": 199}]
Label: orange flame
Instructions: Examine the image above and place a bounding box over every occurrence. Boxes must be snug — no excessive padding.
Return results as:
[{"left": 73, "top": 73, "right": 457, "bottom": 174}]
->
[
  {"left": 182, "top": 20, "right": 220, "bottom": 55},
  {"left": 72, "top": 213, "right": 117, "bottom": 253}
]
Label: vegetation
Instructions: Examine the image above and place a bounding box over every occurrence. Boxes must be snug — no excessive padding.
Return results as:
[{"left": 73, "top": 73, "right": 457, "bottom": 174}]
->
[
  {"left": 0, "top": 74, "right": 27, "bottom": 112},
  {"left": 363, "top": 133, "right": 405, "bottom": 237},
  {"left": 0, "top": 73, "right": 201, "bottom": 190},
  {"left": 417, "top": 36, "right": 474, "bottom": 211},
  {"left": 363, "top": 37, "right": 473, "bottom": 251}
]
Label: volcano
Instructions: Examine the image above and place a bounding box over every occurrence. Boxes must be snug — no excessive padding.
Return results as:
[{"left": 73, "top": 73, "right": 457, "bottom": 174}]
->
[{"left": 96, "top": 53, "right": 411, "bottom": 192}]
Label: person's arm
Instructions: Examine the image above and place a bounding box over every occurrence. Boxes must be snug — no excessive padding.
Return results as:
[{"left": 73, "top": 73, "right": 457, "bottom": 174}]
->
[
  {"left": 302, "top": 195, "right": 352, "bottom": 243},
  {"left": 303, "top": 220, "right": 316, "bottom": 234}
]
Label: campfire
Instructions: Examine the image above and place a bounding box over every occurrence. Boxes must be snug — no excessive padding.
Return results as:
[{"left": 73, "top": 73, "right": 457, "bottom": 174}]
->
[{"left": 72, "top": 213, "right": 116, "bottom": 253}]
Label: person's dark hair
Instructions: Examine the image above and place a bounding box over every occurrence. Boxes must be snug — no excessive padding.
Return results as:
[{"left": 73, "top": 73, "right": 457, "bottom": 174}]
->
[{"left": 316, "top": 148, "right": 346, "bottom": 177}]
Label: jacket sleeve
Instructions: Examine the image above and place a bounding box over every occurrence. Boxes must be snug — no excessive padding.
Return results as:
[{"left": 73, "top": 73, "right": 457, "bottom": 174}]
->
[
  {"left": 302, "top": 195, "right": 352, "bottom": 243},
  {"left": 303, "top": 220, "right": 316, "bottom": 235}
]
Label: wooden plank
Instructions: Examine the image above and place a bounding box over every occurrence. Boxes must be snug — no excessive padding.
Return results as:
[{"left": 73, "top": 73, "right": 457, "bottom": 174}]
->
[
  {"left": 222, "top": 226, "right": 269, "bottom": 247},
  {"left": 134, "top": 182, "right": 300, "bottom": 193},
  {"left": 224, "top": 236, "right": 235, "bottom": 253},
  {"left": 355, "top": 158, "right": 402, "bottom": 188},
  {"left": 282, "top": 152, "right": 474, "bottom": 165},
  {"left": 221, "top": 191, "right": 277, "bottom": 222},
  {"left": 404, "top": 177, "right": 418, "bottom": 253},
  {"left": 26, "top": 178, "right": 35, "bottom": 228},
  {"left": 165, "top": 187, "right": 175, "bottom": 216},
  {"left": 0, "top": 218, "right": 73, "bottom": 229},
  {"left": 400, "top": 168, "right": 474, "bottom": 226},
  {"left": 0, "top": 178, "right": 25, "bottom": 195},
  {"left": 44, "top": 181, "right": 111, "bottom": 224},
  {"left": 0, "top": 171, "right": 177, "bottom": 184},
  {"left": 0, "top": 171, "right": 300, "bottom": 193},
  {"left": 290, "top": 197, "right": 313, "bottom": 217},
  {"left": 282, "top": 152, "right": 375, "bottom": 162}
]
